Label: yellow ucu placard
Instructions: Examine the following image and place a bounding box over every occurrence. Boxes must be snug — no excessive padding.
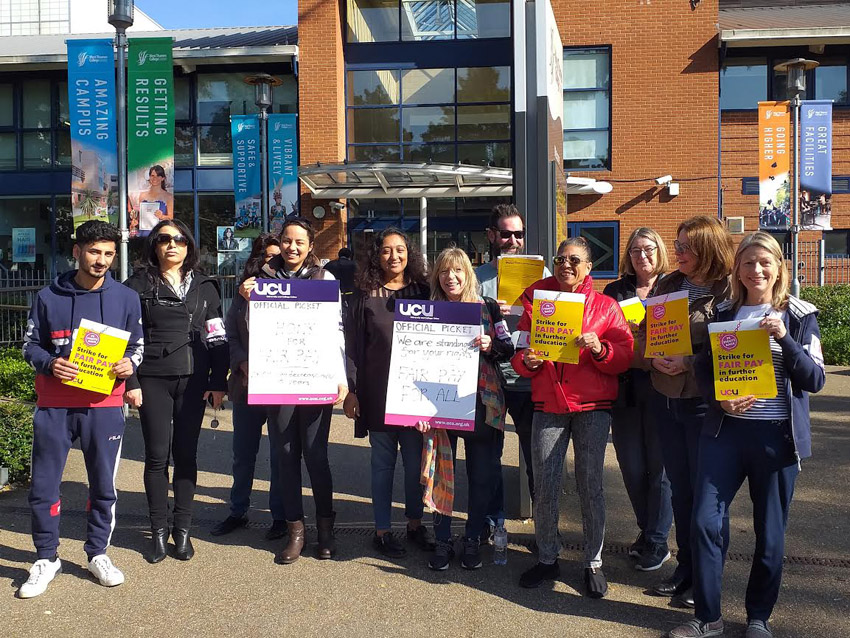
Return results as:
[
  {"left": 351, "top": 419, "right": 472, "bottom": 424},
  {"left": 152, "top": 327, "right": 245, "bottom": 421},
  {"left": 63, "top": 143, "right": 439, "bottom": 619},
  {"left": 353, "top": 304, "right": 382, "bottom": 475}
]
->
[{"left": 709, "top": 319, "right": 777, "bottom": 400}]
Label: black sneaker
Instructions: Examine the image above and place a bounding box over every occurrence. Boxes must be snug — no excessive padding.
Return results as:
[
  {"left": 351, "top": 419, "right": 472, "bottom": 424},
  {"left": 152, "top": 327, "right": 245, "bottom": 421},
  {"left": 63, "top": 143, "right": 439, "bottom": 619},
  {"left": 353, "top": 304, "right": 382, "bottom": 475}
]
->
[
  {"left": 265, "top": 520, "right": 287, "bottom": 541},
  {"left": 428, "top": 539, "right": 455, "bottom": 571},
  {"left": 628, "top": 531, "right": 646, "bottom": 558},
  {"left": 460, "top": 537, "right": 482, "bottom": 570},
  {"left": 373, "top": 532, "right": 406, "bottom": 559},
  {"left": 584, "top": 567, "right": 608, "bottom": 598},
  {"left": 210, "top": 515, "right": 248, "bottom": 537},
  {"left": 635, "top": 543, "right": 672, "bottom": 572},
  {"left": 672, "top": 587, "right": 696, "bottom": 609},
  {"left": 407, "top": 525, "right": 436, "bottom": 551},
  {"left": 519, "top": 560, "right": 560, "bottom": 588}
]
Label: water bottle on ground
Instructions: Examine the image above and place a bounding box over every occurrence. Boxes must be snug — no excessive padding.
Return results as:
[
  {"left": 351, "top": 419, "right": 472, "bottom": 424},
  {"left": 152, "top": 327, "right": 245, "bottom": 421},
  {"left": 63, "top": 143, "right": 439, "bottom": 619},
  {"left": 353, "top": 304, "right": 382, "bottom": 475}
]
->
[{"left": 493, "top": 523, "right": 508, "bottom": 565}]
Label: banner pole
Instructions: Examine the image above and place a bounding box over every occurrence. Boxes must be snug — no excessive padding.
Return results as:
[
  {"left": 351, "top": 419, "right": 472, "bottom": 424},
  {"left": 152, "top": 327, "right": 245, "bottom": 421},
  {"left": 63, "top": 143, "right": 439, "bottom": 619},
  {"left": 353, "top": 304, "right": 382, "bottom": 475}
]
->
[
  {"left": 791, "top": 94, "right": 801, "bottom": 297},
  {"left": 116, "top": 28, "right": 129, "bottom": 282},
  {"left": 260, "top": 109, "right": 269, "bottom": 233}
]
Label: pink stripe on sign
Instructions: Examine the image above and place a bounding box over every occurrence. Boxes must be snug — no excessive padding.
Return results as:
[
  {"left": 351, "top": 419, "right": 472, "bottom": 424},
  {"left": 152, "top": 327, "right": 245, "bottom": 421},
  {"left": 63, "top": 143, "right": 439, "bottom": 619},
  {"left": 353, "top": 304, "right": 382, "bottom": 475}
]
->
[
  {"left": 248, "top": 394, "right": 336, "bottom": 405},
  {"left": 384, "top": 413, "right": 475, "bottom": 432}
]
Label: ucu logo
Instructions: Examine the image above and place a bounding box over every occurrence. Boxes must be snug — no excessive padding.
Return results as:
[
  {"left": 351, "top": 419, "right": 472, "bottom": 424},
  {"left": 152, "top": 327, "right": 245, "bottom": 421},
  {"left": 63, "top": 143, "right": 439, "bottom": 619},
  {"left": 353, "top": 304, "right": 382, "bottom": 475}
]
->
[
  {"left": 399, "top": 302, "right": 434, "bottom": 318},
  {"left": 719, "top": 388, "right": 739, "bottom": 397},
  {"left": 255, "top": 282, "right": 292, "bottom": 297}
]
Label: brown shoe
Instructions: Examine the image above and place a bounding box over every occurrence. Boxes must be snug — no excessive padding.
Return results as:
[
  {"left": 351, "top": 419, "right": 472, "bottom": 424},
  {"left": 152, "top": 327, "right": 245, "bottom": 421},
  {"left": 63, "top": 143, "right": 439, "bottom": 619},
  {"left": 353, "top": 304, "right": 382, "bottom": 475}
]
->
[
  {"left": 316, "top": 512, "right": 336, "bottom": 560},
  {"left": 275, "top": 520, "right": 305, "bottom": 564}
]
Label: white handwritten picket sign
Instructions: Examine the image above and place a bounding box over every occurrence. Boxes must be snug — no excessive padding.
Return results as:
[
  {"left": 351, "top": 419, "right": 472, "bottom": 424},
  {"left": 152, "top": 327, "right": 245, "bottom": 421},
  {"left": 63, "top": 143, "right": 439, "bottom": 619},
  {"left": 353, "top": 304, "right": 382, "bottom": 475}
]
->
[
  {"left": 385, "top": 299, "right": 480, "bottom": 431},
  {"left": 248, "top": 278, "right": 344, "bottom": 404}
]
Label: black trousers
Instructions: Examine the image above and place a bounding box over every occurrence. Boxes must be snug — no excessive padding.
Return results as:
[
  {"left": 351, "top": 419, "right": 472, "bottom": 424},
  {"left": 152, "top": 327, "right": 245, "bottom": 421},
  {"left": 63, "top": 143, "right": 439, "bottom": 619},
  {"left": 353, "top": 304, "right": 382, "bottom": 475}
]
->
[
  {"left": 138, "top": 374, "right": 207, "bottom": 530},
  {"left": 270, "top": 403, "right": 334, "bottom": 521}
]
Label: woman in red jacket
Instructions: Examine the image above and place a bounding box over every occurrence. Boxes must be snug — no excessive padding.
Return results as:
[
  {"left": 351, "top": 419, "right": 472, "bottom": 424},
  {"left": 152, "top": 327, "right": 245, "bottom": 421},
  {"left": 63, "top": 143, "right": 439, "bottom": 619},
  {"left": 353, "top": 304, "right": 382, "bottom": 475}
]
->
[{"left": 513, "top": 237, "right": 634, "bottom": 598}]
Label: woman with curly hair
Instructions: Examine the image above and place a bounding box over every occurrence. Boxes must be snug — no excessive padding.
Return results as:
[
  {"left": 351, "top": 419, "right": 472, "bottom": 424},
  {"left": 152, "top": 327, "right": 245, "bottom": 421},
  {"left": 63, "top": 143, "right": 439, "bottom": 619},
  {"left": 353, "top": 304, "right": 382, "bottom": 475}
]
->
[{"left": 343, "top": 228, "right": 435, "bottom": 559}]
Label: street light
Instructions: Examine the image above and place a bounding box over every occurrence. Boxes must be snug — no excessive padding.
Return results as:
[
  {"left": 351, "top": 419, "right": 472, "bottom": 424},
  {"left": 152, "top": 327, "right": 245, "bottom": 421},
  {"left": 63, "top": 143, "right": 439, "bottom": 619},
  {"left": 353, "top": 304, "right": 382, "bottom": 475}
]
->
[
  {"left": 244, "top": 73, "right": 282, "bottom": 233},
  {"left": 108, "top": 0, "right": 134, "bottom": 282},
  {"left": 774, "top": 57, "right": 819, "bottom": 297}
]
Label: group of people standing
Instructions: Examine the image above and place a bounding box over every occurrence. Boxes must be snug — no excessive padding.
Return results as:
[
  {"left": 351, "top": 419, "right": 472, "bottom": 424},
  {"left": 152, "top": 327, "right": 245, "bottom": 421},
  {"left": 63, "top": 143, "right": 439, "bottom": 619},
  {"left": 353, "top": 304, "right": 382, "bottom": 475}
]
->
[{"left": 18, "top": 209, "right": 824, "bottom": 638}]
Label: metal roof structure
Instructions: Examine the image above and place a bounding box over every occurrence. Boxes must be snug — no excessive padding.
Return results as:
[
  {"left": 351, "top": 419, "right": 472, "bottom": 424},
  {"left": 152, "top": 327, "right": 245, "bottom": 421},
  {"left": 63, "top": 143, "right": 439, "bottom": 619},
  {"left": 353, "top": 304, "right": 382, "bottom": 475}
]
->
[{"left": 719, "top": 4, "right": 850, "bottom": 46}]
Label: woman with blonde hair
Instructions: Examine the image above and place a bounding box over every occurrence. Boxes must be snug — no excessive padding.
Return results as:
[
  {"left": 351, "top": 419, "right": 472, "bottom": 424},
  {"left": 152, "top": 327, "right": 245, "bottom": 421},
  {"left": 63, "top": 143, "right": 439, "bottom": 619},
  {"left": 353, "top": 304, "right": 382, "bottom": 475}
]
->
[
  {"left": 416, "top": 247, "right": 513, "bottom": 571},
  {"left": 603, "top": 227, "right": 673, "bottom": 572},
  {"left": 668, "top": 232, "right": 824, "bottom": 638},
  {"left": 640, "top": 216, "right": 734, "bottom": 607}
]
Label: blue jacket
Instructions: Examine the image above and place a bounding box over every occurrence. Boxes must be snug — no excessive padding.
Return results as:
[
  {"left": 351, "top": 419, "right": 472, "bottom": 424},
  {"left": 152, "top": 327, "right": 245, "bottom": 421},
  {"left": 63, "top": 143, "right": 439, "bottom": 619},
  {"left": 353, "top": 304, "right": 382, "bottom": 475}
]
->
[
  {"left": 695, "top": 295, "right": 825, "bottom": 460},
  {"left": 23, "top": 271, "right": 144, "bottom": 408}
]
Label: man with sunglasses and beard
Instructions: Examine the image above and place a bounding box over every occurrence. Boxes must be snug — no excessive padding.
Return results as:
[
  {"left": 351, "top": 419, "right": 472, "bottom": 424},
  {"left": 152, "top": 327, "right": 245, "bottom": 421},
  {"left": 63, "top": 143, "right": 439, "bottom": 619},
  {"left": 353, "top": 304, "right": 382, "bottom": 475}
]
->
[
  {"left": 20, "top": 221, "right": 144, "bottom": 598},
  {"left": 476, "top": 204, "right": 550, "bottom": 536}
]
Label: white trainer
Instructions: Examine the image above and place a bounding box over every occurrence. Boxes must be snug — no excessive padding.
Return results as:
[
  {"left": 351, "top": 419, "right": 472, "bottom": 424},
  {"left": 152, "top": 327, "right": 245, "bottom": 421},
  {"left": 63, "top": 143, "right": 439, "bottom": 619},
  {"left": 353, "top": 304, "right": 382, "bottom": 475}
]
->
[
  {"left": 87, "top": 554, "right": 125, "bottom": 587},
  {"left": 18, "top": 558, "right": 62, "bottom": 599}
]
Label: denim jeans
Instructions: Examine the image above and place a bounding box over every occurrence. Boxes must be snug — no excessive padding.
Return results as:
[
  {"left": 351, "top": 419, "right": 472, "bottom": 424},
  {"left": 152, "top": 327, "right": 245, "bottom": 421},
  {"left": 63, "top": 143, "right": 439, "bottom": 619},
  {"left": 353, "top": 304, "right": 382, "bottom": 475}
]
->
[
  {"left": 486, "top": 390, "right": 534, "bottom": 525},
  {"left": 229, "top": 401, "right": 285, "bottom": 521},
  {"left": 532, "top": 410, "right": 611, "bottom": 568},
  {"left": 434, "top": 428, "right": 499, "bottom": 543},
  {"left": 611, "top": 397, "right": 672, "bottom": 547},
  {"left": 369, "top": 429, "right": 425, "bottom": 531},
  {"left": 692, "top": 418, "right": 798, "bottom": 624}
]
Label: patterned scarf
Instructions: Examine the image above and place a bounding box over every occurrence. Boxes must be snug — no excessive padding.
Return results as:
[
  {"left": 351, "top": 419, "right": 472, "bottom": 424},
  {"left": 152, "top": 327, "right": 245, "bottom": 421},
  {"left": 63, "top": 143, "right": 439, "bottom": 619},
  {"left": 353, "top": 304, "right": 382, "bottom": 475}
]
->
[{"left": 479, "top": 301, "right": 506, "bottom": 432}]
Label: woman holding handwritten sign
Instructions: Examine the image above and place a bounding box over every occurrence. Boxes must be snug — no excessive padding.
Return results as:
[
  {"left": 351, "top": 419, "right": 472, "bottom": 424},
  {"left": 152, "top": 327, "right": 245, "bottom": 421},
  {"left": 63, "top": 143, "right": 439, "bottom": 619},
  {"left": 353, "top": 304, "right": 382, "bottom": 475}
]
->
[
  {"left": 513, "top": 237, "right": 633, "bottom": 598},
  {"left": 637, "top": 216, "right": 733, "bottom": 608},
  {"left": 415, "top": 247, "right": 513, "bottom": 572},
  {"left": 667, "top": 232, "right": 825, "bottom": 638}
]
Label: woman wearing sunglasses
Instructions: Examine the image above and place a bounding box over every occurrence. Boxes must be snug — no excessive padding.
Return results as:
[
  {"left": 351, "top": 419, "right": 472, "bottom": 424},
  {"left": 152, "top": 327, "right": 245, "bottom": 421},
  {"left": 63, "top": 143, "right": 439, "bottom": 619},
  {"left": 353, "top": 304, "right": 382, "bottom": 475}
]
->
[
  {"left": 637, "top": 216, "right": 734, "bottom": 608},
  {"left": 513, "top": 237, "right": 633, "bottom": 598},
  {"left": 668, "top": 232, "right": 824, "bottom": 638},
  {"left": 124, "top": 219, "right": 229, "bottom": 563},
  {"left": 603, "top": 227, "right": 673, "bottom": 572},
  {"left": 239, "top": 218, "right": 347, "bottom": 563}
]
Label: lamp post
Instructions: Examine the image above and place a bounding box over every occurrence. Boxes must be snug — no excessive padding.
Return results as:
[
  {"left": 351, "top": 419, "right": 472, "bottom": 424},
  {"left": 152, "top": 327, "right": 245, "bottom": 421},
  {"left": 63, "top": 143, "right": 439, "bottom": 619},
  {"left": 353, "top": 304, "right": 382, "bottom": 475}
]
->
[
  {"left": 774, "top": 57, "right": 819, "bottom": 297},
  {"left": 244, "top": 73, "right": 282, "bottom": 233},
  {"left": 108, "top": 0, "right": 134, "bottom": 282}
]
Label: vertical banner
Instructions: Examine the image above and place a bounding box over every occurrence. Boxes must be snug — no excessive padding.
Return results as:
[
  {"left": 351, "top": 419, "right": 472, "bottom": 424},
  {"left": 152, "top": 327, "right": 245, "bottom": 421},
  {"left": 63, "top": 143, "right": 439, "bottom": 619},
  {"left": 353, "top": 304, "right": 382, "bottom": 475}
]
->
[
  {"left": 231, "top": 115, "right": 262, "bottom": 236},
  {"left": 128, "top": 37, "right": 174, "bottom": 237},
  {"left": 66, "top": 39, "right": 118, "bottom": 232},
  {"left": 267, "top": 113, "right": 299, "bottom": 234},
  {"left": 800, "top": 100, "right": 833, "bottom": 231},
  {"left": 758, "top": 102, "right": 791, "bottom": 230}
]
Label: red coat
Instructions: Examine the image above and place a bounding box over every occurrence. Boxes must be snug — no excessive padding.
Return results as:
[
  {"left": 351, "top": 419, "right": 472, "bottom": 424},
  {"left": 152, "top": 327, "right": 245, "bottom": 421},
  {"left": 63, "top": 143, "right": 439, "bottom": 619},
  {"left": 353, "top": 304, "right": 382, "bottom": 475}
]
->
[{"left": 511, "top": 275, "right": 634, "bottom": 413}]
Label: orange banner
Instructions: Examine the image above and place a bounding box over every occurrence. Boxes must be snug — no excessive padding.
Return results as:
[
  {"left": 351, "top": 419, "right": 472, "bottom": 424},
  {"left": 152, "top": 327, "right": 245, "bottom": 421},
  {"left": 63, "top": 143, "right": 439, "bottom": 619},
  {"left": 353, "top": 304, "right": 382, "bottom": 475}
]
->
[{"left": 758, "top": 102, "right": 791, "bottom": 230}]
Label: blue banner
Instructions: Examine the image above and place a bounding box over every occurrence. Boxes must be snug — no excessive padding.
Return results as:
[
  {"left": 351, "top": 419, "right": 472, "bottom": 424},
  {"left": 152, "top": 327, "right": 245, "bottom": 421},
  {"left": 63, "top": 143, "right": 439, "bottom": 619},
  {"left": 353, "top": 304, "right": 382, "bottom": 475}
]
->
[
  {"left": 267, "top": 113, "right": 299, "bottom": 234},
  {"left": 231, "top": 115, "right": 262, "bottom": 236},
  {"left": 66, "top": 39, "right": 118, "bottom": 232},
  {"left": 800, "top": 100, "right": 832, "bottom": 230}
]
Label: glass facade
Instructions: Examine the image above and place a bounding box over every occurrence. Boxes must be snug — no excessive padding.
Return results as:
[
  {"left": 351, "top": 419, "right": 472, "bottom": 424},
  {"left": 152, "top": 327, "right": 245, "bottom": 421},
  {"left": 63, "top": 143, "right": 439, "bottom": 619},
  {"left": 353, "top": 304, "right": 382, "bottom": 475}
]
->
[{"left": 0, "top": 0, "right": 70, "bottom": 36}]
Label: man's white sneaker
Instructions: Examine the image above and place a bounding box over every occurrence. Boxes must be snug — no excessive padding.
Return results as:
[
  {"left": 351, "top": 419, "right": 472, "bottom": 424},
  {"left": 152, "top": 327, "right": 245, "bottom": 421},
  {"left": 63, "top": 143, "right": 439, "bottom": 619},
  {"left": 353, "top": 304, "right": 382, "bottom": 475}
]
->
[
  {"left": 88, "top": 554, "right": 125, "bottom": 587},
  {"left": 18, "top": 558, "right": 62, "bottom": 599}
]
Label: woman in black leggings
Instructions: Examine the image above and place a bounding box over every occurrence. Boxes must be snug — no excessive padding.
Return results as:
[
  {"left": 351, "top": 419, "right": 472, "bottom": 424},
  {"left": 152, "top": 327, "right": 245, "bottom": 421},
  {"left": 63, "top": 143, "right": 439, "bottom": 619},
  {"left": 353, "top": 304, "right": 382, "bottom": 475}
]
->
[{"left": 125, "top": 219, "right": 228, "bottom": 563}]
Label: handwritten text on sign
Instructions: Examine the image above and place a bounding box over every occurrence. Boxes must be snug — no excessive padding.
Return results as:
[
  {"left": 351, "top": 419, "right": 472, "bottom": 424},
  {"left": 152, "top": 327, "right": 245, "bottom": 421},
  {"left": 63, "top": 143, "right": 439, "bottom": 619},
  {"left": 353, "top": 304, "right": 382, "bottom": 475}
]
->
[
  {"left": 248, "top": 279, "right": 344, "bottom": 405},
  {"left": 385, "top": 300, "right": 480, "bottom": 431}
]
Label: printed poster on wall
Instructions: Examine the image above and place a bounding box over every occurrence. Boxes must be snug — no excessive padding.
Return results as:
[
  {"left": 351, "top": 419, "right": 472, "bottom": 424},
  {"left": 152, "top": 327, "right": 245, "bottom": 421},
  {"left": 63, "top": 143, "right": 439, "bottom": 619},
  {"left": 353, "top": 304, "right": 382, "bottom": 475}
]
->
[
  {"left": 529, "top": 290, "right": 585, "bottom": 364},
  {"left": 12, "top": 228, "right": 36, "bottom": 263},
  {"left": 800, "top": 100, "right": 833, "bottom": 231},
  {"left": 247, "top": 279, "right": 344, "bottom": 405},
  {"left": 128, "top": 37, "right": 174, "bottom": 237},
  {"left": 709, "top": 319, "right": 777, "bottom": 400},
  {"left": 267, "top": 113, "right": 299, "bottom": 234},
  {"left": 66, "top": 39, "right": 118, "bottom": 232},
  {"left": 231, "top": 115, "right": 262, "bottom": 237},
  {"left": 385, "top": 300, "right": 480, "bottom": 431},
  {"left": 758, "top": 102, "right": 791, "bottom": 230},
  {"left": 644, "top": 291, "right": 692, "bottom": 358}
]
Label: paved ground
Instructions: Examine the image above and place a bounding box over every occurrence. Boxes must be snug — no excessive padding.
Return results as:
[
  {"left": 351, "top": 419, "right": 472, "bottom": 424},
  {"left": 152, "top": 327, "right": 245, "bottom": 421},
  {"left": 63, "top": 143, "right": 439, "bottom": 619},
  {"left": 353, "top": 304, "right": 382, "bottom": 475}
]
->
[{"left": 1, "top": 369, "right": 849, "bottom": 637}]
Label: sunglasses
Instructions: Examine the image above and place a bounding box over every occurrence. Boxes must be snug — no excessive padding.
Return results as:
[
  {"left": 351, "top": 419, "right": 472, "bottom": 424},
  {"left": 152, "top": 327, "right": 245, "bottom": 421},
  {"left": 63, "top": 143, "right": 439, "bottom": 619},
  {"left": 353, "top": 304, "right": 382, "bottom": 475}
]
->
[
  {"left": 493, "top": 229, "right": 525, "bottom": 240},
  {"left": 553, "top": 255, "right": 585, "bottom": 267},
  {"left": 155, "top": 233, "right": 188, "bottom": 247}
]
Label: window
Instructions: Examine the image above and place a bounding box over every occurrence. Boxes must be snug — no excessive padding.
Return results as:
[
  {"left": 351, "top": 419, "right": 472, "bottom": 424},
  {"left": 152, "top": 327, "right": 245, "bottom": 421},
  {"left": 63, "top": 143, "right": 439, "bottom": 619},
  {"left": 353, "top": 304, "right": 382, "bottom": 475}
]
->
[
  {"left": 346, "top": 0, "right": 510, "bottom": 43},
  {"left": 824, "top": 230, "right": 849, "bottom": 256},
  {"left": 563, "top": 48, "right": 611, "bottom": 171},
  {"left": 0, "top": 196, "right": 53, "bottom": 271},
  {"left": 720, "top": 57, "right": 767, "bottom": 110},
  {"left": 346, "top": 65, "right": 511, "bottom": 167},
  {"left": 567, "top": 221, "right": 619, "bottom": 278}
]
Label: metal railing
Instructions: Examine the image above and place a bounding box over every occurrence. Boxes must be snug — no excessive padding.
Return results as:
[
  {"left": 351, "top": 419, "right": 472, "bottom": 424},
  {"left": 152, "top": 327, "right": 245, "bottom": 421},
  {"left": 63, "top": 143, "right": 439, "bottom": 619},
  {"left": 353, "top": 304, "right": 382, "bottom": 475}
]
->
[{"left": 784, "top": 240, "right": 850, "bottom": 288}]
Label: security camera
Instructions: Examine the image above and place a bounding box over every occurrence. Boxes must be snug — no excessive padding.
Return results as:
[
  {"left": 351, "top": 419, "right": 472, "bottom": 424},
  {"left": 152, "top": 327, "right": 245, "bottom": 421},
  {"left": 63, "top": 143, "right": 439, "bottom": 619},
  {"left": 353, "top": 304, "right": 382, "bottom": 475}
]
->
[
  {"left": 655, "top": 175, "right": 673, "bottom": 185},
  {"left": 328, "top": 202, "right": 345, "bottom": 211}
]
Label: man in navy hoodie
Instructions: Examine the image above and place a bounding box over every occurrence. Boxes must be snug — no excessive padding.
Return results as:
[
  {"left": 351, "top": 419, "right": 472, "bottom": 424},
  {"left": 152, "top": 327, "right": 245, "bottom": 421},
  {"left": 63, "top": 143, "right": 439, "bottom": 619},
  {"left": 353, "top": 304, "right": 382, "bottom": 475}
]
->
[{"left": 19, "top": 221, "right": 144, "bottom": 599}]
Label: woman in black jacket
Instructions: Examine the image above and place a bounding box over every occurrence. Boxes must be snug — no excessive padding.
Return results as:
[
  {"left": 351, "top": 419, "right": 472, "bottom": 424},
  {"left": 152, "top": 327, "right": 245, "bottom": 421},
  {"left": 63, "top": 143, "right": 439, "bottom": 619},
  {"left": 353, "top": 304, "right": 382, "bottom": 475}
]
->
[{"left": 124, "top": 219, "right": 228, "bottom": 564}]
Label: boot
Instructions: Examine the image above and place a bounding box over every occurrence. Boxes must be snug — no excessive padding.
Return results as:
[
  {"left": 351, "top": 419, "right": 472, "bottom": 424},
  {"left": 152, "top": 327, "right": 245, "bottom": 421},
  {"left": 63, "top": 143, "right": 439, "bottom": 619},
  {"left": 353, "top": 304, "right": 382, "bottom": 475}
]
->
[
  {"left": 172, "top": 527, "right": 195, "bottom": 561},
  {"left": 147, "top": 528, "right": 168, "bottom": 564},
  {"left": 316, "top": 513, "right": 337, "bottom": 560},
  {"left": 276, "top": 520, "right": 305, "bottom": 565}
]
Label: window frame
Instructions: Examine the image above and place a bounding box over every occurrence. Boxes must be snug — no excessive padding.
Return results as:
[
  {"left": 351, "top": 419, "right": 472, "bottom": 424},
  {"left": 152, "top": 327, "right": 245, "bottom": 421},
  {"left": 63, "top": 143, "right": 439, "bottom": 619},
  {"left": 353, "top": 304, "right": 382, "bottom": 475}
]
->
[
  {"left": 562, "top": 45, "right": 612, "bottom": 172},
  {"left": 567, "top": 220, "right": 619, "bottom": 279}
]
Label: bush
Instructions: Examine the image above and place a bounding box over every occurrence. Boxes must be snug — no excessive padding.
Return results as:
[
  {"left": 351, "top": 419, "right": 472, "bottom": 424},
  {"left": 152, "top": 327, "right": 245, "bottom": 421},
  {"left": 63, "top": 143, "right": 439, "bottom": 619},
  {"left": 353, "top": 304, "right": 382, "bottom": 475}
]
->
[
  {"left": 800, "top": 284, "right": 850, "bottom": 365},
  {"left": 0, "top": 348, "right": 36, "bottom": 402},
  {"left": 0, "top": 400, "right": 34, "bottom": 484}
]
